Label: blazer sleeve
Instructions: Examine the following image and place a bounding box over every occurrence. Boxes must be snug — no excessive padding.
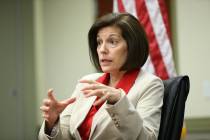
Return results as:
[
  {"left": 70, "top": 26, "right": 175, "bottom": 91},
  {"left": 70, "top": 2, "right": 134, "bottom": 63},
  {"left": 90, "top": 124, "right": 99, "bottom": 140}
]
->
[
  {"left": 105, "top": 77, "right": 164, "bottom": 140},
  {"left": 38, "top": 117, "right": 74, "bottom": 140}
]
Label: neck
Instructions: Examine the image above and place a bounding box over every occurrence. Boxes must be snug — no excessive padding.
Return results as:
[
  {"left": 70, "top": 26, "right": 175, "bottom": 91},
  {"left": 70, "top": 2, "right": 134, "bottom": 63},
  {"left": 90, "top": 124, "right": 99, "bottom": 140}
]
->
[{"left": 109, "top": 71, "right": 126, "bottom": 87}]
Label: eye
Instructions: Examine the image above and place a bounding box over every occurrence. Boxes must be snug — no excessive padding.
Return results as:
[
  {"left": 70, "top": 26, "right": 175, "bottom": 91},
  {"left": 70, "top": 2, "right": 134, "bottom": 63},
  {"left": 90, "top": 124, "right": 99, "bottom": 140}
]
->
[
  {"left": 97, "top": 39, "right": 102, "bottom": 47},
  {"left": 108, "top": 38, "right": 118, "bottom": 47},
  {"left": 111, "top": 40, "right": 118, "bottom": 45}
]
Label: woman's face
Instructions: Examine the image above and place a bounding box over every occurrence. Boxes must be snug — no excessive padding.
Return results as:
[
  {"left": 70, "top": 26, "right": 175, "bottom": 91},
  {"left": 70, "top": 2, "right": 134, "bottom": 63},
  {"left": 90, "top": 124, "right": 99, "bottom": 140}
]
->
[{"left": 96, "top": 26, "right": 128, "bottom": 74}]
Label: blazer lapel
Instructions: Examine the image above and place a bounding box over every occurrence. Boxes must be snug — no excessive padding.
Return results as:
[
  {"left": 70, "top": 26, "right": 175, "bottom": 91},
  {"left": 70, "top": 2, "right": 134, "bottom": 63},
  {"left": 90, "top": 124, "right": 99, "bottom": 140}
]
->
[
  {"left": 69, "top": 94, "right": 97, "bottom": 138},
  {"left": 89, "top": 102, "right": 107, "bottom": 139}
]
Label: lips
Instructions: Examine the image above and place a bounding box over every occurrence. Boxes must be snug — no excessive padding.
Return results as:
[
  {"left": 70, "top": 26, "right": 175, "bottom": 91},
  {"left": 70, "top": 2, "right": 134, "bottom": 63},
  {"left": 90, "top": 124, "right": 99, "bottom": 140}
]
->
[{"left": 100, "top": 59, "right": 112, "bottom": 65}]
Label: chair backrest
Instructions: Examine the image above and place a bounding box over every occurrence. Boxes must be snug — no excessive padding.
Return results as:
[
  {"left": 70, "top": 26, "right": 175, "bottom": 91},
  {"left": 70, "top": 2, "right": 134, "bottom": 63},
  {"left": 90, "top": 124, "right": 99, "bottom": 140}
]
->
[{"left": 158, "top": 76, "right": 190, "bottom": 140}]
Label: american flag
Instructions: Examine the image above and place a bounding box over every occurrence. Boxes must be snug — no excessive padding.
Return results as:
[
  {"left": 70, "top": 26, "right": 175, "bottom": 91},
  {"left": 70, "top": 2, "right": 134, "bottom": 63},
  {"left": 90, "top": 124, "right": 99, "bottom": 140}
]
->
[{"left": 113, "top": 0, "right": 176, "bottom": 80}]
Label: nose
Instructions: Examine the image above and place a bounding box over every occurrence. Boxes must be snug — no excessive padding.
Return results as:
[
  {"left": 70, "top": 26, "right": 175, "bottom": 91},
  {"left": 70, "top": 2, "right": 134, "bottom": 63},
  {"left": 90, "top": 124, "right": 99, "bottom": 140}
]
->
[{"left": 97, "top": 42, "right": 108, "bottom": 54}]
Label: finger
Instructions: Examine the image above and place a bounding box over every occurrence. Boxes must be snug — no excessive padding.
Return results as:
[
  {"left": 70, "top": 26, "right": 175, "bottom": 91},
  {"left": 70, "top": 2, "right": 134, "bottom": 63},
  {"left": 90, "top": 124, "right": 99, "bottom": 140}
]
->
[
  {"left": 40, "top": 106, "right": 50, "bottom": 112},
  {"left": 81, "top": 83, "right": 104, "bottom": 91},
  {"left": 42, "top": 113, "right": 49, "bottom": 120},
  {"left": 61, "top": 97, "right": 76, "bottom": 106},
  {"left": 93, "top": 94, "right": 108, "bottom": 106},
  {"left": 81, "top": 89, "right": 92, "bottom": 95},
  {"left": 79, "top": 79, "right": 97, "bottom": 84},
  {"left": 47, "top": 89, "right": 56, "bottom": 101},
  {"left": 84, "top": 89, "right": 104, "bottom": 98},
  {"left": 43, "top": 99, "right": 51, "bottom": 106},
  {"left": 81, "top": 84, "right": 96, "bottom": 91}
]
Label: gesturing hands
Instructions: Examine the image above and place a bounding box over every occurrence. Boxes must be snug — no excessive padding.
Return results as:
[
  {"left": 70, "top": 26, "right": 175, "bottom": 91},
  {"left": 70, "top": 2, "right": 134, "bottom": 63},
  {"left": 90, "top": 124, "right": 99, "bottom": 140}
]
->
[
  {"left": 40, "top": 89, "right": 76, "bottom": 130},
  {"left": 40, "top": 80, "right": 121, "bottom": 130},
  {"left": 80, "top": 79, "right": 122, "bottom": 106}
]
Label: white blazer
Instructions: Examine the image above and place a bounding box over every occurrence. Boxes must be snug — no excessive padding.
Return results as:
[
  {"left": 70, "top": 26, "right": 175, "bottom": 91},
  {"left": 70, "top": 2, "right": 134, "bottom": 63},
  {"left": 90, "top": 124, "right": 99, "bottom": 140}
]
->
[{"left": 38, "top": 70, "right": 164, "bottom": 140}]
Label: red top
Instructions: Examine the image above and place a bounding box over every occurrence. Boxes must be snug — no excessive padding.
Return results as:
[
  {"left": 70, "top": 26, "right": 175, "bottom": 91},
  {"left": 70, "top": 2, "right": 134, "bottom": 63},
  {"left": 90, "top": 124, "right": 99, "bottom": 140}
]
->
[{"left": 78, "top": 68, "right": 140, "bottom": 140}]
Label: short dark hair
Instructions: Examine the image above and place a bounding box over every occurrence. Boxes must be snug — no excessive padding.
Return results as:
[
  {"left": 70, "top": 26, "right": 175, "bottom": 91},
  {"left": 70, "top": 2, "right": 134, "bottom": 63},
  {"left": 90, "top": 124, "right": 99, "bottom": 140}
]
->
[{"left": 88, "top": 13, "right": 149, "bottom": 72}]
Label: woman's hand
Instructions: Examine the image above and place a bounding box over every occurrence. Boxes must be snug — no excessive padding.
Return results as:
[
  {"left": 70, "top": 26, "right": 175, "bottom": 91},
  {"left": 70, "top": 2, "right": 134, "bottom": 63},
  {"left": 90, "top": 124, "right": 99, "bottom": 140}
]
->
[
  {"left": 80, "top": 80, "right": 122, "bottom": 106},
  {"left": 40, "top": 89, "right": 76, "bottom": 130}
]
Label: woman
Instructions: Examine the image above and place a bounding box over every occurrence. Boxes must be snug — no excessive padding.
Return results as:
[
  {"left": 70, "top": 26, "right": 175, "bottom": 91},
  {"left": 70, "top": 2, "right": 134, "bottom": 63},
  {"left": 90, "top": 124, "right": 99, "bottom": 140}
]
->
[{"left": 39, "top": 13, "right": 164, "bottom": 140}]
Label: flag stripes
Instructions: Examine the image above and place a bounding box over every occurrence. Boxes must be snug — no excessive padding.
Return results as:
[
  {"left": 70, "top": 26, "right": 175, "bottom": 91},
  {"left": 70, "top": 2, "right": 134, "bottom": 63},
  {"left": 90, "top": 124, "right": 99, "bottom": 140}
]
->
[{"left": 113, "top": 0, "right": 176, "bottom": 79}]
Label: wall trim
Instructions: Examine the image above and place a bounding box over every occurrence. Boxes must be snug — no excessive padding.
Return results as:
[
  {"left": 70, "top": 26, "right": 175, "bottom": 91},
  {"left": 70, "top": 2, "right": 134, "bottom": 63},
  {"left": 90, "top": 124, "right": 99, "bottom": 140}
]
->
[{"left": 185, "top": 117, "right": 210, "bottom": 133}]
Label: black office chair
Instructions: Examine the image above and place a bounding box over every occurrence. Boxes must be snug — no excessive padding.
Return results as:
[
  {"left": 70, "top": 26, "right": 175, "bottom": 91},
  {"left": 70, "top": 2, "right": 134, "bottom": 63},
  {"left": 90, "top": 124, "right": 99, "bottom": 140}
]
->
[{"left": 158, "top": 75, "right": 190, "bottom": 140}]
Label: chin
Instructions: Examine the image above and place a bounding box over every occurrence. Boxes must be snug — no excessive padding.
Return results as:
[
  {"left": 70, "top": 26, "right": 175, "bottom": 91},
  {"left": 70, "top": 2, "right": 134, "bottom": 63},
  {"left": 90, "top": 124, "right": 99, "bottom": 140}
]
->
[
  {"left": 101, "top": 69, "right": 111, "bottom": 73},
  {"left": 101, "top": 67, "right": 119, "bottom": 74},
  {"left": 101, "top": 67, "right": 112, "bottom": 73}
]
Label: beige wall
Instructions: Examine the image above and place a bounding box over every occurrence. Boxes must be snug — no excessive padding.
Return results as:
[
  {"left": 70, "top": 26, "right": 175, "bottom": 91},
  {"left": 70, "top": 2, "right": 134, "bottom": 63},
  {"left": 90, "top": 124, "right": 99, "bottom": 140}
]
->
[
  {"left": 170, "top": 0, "right": 210, "bottom": 118},
  {"left": 0, "top": 0, "right": 37, "bottom": 139},
  {"left": 34, "top": 0, "right": 96, "bottom": 124}
]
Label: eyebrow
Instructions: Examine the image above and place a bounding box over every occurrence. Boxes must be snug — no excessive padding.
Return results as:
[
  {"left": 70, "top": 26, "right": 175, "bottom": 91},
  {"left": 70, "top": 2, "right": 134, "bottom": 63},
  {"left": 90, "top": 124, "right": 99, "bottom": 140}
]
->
[
  {"left": 109, "top": 34, "right": 121, "bottom": 37},
  {"left": 97, "top": 33, "right": 121, "bottom": 38}
]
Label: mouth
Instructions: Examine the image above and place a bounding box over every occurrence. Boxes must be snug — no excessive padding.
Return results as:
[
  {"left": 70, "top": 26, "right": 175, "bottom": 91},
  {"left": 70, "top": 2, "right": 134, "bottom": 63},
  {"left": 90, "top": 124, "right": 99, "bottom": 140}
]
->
[{"left": 100, "top": 59, "right": 112, "bottom": 65}]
